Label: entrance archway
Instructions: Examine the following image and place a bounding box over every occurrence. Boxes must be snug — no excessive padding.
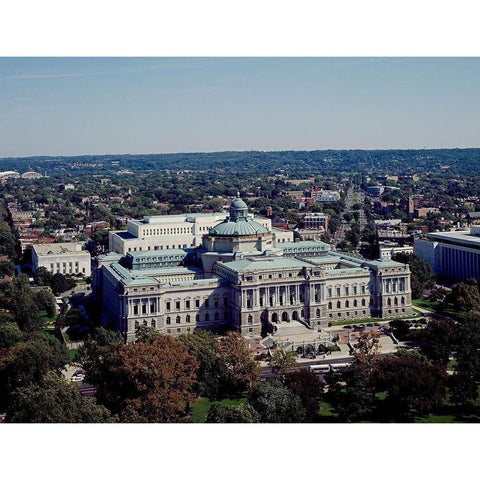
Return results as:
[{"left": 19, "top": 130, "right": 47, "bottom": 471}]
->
[
  {"left": 282, "top": 311, "right": 289, "bottom": 322},
  {"left": 271, "top": 312, "right": 278, "bottom": 323},
  {"left": 292, "top": 311, "right": 299, "bottom": 321}
]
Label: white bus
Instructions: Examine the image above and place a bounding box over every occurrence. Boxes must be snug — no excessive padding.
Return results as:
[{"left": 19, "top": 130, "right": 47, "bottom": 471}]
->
[
  {"left": 330, "top": 362, "right": 352, "bottom": 372},
  {"left": 309, "top": 364, "right": 331, "bottom": 374}
]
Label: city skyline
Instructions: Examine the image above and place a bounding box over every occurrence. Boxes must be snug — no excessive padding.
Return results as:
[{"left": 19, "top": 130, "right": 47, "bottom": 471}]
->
[{"left": 1, "top": 57, "right": 480, "bottom": 158}]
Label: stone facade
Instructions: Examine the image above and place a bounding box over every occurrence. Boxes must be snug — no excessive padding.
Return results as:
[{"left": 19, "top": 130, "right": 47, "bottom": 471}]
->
[{"left": 96, "top": 197, "right": 412, "bottom": 342}]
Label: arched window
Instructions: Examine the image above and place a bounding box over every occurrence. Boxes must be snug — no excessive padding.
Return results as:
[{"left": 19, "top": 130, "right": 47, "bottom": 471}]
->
[
  {"left": 166, "top": 317, "right": 171, "bottom": 325},
  {"left": 337, "top": 301, "right": 341, "bottom": 309},
  {"left": 186, "top": 315, "right": 191, "bottom": 323},
  {"left": 248, "top": 315, "right": 253, "bottom": 324},
  {"left": 387, "top": 298, "right": 391, "bottom": 307},
  {"left": 345, "top": 300, "right": 349, "bottom": 308},
  {"left": 401, "top": 296, "right": 405, "bottom": 305},
  {"left": 361, "top": 299, "right": 366, "bottom": 307},
  {"left": 354, "top": 299, "right": 358, "bottom": 307},
  {"left": 316, "top": 308, "right": 320, "bottom": 317},
  {"left": 328, "top": 302, "right": 332, "bottom": 310},
  {"left": 394, "top": 297, "right": 398, "bottom": 306},
  {"left": 176, "top": 316, "right": 181, "bottom": 324},
  {"left": 205, "top": 313, "right": 210, "bottom": 322}
]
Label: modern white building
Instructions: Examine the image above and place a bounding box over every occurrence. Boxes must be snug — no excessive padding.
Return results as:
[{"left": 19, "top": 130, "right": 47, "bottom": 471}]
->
[
  {"left": 109, "top": 212, "right": 228, "bottom": 254},
  {"left": 415, "top": 226, "right": 480, "bottom": 282},
  {"left": 31, "top": 242, "right": 91, "bottom": 276},
  {"left": 95, "top": 197, "right": 413, "bottom": 343},
  {"left": 108, "top": 209, "right": 295, "bottom": 255}
]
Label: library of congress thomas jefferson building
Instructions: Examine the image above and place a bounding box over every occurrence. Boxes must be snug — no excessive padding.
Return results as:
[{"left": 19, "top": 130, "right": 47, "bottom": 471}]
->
[{"left": 93, "top": 197, "right": 413, "bottom": 343}]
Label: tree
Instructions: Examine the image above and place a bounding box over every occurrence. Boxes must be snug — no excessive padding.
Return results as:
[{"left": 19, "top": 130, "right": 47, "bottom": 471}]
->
[
  {"left": 0, "top": 322, "right": 23, "bottom": 349},
  {"left": 374, "top": 351, "right": 447, "bottom": 419},
  {"left": 206, "top": 403, "right": 259, "bottom": 423},
  {"left": 33, "top": 267, "right": 53, "bottom": 287},
  {"left": 7, "top": 372, "right": 116, "bottom": 423},
  {"left": 35, "top": 289, "right": 56, "bottom": 317},
  {"left": 444, "top": 280, "right": 480, "bottom": 312},
  {"left": 84, "top": 335, "right": 198, "bottom": 422},
  {"left": 268, "top": 349, "right": 297, "bottom": 380},
  {"left": 284, "top": 369, "right": 324, "bottom": 421},
  {"left": 135, "top": 324, "right": 162, "bottom": 343},
  {"left": 353, "top": 330, "right": 381, "bottom": 379},
  {"left": 450, "top": 317, "right": 480, "bottom": 404},
  {"left": 389, "top": 319, "right": 410, "bottom": 339},
  {"left": 0, "top": 335, "right": 69, "bottom": 401},
  {"left": 50, "top": 273, "right": 69, "bottom": 296},
  {"left": 0, "top": 274, "right": 43, "bottom": 332},
  {"left": 420, "top": 318, "right": 455, "bottom": 365},
  {"left": 217, "top": 331, "right": 260, "bottom": 395},
  {"left": 249, "top": 378, "right": 306, "bottom": 423},
  {"left": 325, "top": 365, "right": 375, "bottom": 422},
  {"left": 178, "top": 330, "right": 224, "bottom": 398}
]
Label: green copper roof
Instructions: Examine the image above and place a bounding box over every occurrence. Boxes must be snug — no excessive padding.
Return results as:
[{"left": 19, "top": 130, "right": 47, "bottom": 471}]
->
[
  {"left": 210, "top": 218, "right": 269, "bottom": 236},
  {"left": 209, "top": 195, "right": 269, "bottom": 236}
]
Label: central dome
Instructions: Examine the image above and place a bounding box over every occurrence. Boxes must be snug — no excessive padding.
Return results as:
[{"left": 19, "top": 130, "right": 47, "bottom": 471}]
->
[{"left": 209, "top": 195, "right": 269, "bottom": 236}]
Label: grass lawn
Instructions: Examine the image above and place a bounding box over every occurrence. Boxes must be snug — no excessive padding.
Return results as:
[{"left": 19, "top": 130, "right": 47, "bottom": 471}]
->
[
  {"left": 318, "top": 401, "right": 338, "bottom": 420},
  {"left": 191, "top": 397, "right": 247, "bottom": 423},
  {"left": 40, "top": 328, "right": 56, "bottom": 339},
  {"left": 40, "top": 310, "right": 56, "bottom": 324},
  {"left": 331, "top": 312, "right": 420, "bottom": 327},
  {"left": 68, "top": 349, "right": 80, "bottom": 362},
  {"left": 412, "top": 299, "right": 441, "bottom": 311},
  {"left": 415, "top": 414, "right": 456, "bottom": 423}
]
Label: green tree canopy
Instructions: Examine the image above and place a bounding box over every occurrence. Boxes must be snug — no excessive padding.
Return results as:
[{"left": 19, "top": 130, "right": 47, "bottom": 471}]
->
[
  {"left": 206, "top": 402, "right": 259, "bottom": 423},
  {"left": 249, "top": 378, "right": 306, "bottom": 423},
  {"left": 0, "top": 322, "right": 23, "bottom": 349},
  {"left": 7, "top": 373, "right": 116, "bottom": 423}
]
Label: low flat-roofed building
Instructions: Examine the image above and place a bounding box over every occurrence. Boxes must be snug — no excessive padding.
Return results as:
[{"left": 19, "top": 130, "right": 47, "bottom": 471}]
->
[
  {"left": 415, "top": 226, "right": 480, "bottom": 282},
  {"left": 32, "top": 242, "right": 91, "bottom": 276}
]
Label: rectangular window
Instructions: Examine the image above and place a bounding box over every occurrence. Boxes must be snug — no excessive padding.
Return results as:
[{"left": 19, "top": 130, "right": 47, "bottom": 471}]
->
[
  {"left": 176, "top": 301, "right": 181, "bottom": 310},
  {"left": 133, "top": 305, "right": 138, "bottom": 315},
  {"left": 353, "top": 286, "right": 357, "bottom": 295},
  {"left": 150, "top": 304, "right": 155, "bottom": 313},
  {"left": 195, "top": 299, "right": 200, "bottom": 308},
  {"left": 166, "top": 302, "right": 171, "bottom": 311},
  {"left": 142, "top": 304, "right": 147, "bottom": 314},
  {"left": 186, "top": 300, "right": 190, "bottom": 309},
  {"left": 336, "top": 288, "right": 341, "bottom": 297}
]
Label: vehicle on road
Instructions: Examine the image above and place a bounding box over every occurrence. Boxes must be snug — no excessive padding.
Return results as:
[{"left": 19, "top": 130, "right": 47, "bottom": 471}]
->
[
  {"left": 330, "top": 362, "right": 352, "bottom": 372},
  {"left": 309, "top": 364, "right": 331, "bottom": 374}
]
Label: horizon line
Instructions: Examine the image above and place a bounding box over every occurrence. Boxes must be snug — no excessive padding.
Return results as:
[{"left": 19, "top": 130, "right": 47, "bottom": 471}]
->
[{"left": 2, "top": 145, "right": 480, "bottom": 161}]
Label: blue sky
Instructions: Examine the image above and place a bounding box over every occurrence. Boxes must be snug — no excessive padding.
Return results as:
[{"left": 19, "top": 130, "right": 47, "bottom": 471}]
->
[{"left": 1, "top": 57, "right": 479, "bottom": 157}]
